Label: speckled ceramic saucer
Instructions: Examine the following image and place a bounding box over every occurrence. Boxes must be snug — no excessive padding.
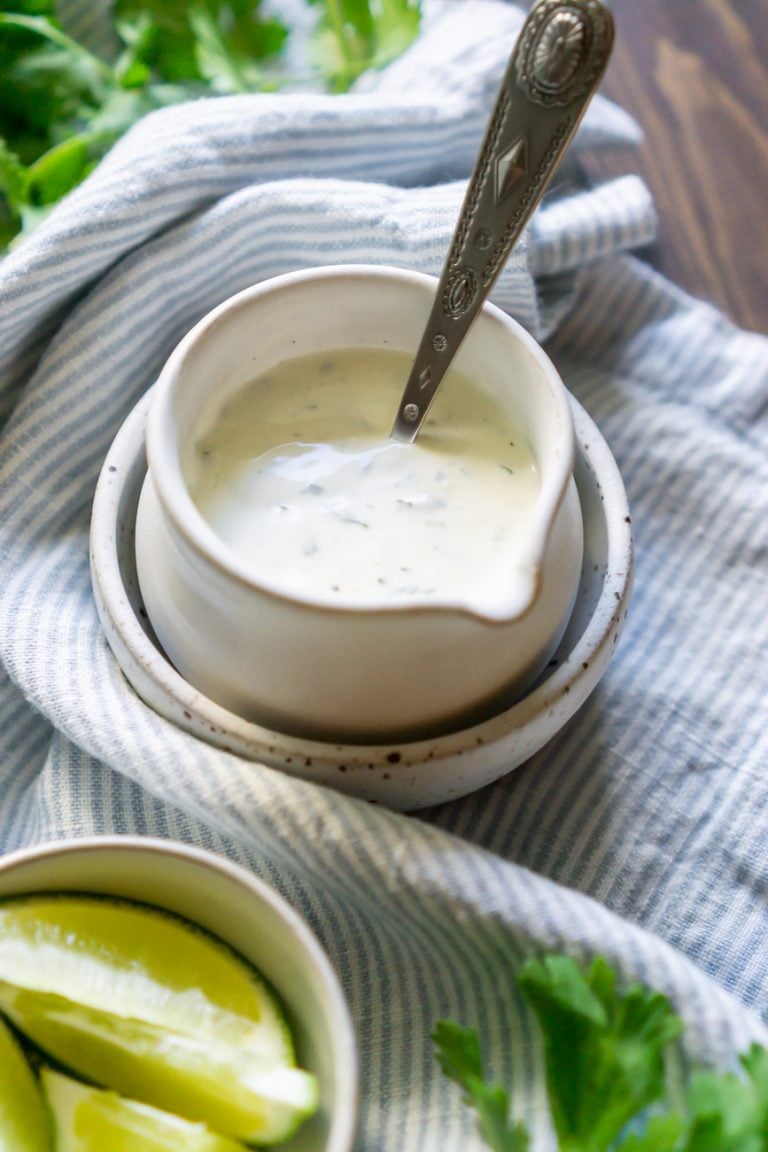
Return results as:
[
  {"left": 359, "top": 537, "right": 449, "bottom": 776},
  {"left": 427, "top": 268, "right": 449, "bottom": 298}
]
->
[{"left": 90, "top": 390, "right": 632, "bottom": 811}]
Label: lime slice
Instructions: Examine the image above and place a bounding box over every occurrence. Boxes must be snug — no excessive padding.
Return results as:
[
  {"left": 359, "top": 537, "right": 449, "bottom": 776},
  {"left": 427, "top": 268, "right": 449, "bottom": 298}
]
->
[
  {"left": 0, "top": 1016, "right": 51, "bottom": 1151},
  {"left": 42, "top": 1067, "right": 247, "bottom": 1152},
  {"left": 0, "top": 896, "right": 291, "bottom": 1065},
  {"left": 1, "top": 984, "right": 319, "bottom": 1144}
]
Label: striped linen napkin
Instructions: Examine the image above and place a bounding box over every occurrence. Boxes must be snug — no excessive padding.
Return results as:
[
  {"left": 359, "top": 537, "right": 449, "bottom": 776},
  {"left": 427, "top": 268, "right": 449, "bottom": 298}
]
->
[{"left": 1, "top": 1, "right": 768, "bottom": 1147}]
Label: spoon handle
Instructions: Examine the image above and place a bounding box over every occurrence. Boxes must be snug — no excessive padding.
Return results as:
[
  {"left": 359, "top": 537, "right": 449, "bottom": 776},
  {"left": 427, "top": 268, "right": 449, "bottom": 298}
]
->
[{"left": 390, "top": 0, "right": 614, "bottom": 443}]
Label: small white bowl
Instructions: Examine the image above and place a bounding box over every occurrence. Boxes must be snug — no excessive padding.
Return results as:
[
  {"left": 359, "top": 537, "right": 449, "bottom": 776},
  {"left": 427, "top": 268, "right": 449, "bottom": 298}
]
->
[
  {"left": 89, "top": 386, "right": 632, "bottom": 810},
  {"left": 0, "top": 837, "right": 358, "bottom": 1152},
  {"left": 136, "top": 265, "right": 584, "bottom": 743}
]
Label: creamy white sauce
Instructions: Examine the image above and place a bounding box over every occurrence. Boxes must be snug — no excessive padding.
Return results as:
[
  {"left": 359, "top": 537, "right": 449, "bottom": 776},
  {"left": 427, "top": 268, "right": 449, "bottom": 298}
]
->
[{"left": 186, "top": 347, "right": 540, "bottom": 606}]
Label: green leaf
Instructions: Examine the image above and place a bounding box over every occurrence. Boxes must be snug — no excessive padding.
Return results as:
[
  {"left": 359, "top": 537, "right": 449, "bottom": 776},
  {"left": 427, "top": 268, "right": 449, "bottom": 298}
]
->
[
  {"left": 518, "top": 955, "right": 682, "bottom": 1150},
  {"left": 113, "top": 15, "right": 155, "bottom": 90},
  {"left": 0, "top": 13, "right": 112, "bottom": 91},
  {"left": 189, "top": 6, "right": 250, "bottom": 93},
  {"left": 23, "top": 133, "right": 91, "bottom": 206},
  {"left": 191, "top": 1, "right": 288, "bottom": 93},
  {"left": 0, "top": 0, "right": 420, "bottom": 255},
  {"left": 366, "top": 0, "right": 420, "bottom": 69},
  {"left": 434, "top": 951, "right": 768, "bottom": 1152},
  {"left": 0, "top": 0, "right": 54, "bottom": 15},
  {"left": 433, "top": 1019, "right": 484, "bottom": 1088},
  {"left": 85, "top": 87, "right": 158, "bottom": 140},
  {"left": 113, "top": 2, "right": 201, "bottom": 83},
  {"left": 741, "top": 1044, "right": 768, "bottom": 1143},
  {"left": 0, "top": 12, "right": 112, "bottom": 166},
  {"left": 432, "top": 1020, "right": 529, "bottom": 1152},
  {"left": 616, "top": 1113, "right": 687, "bottom": 1152},
  {"left": 114, "top": 0, "right": 288, "bottom": 90},
  {"left": 681, "top": 1068, "right": 762, "bottom": 1152},
  {"left": 0, "top": 135, "right": 25, "bottom": 202},
  {"left": 308, "top": 0, "right": 421, "bottom": 91},
  {"left": 0, "top": 135, "right": 26, "bottom": 246}
]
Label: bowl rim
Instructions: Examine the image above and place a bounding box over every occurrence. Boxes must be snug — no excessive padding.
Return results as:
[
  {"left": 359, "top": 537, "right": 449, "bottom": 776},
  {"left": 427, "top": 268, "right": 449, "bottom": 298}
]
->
[
  {"left": 0, "top": 835, "right": 359, "bottom": 1152},
  {"left": 145, "top": 263, "right": 576, "bottom": 624},
  {"left": 89, "top": 387, "right": 632, "bottom": 808}
]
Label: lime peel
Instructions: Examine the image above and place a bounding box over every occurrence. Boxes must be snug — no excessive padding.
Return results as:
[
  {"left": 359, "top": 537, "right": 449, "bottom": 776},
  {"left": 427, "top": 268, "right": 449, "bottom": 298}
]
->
[
  {"left": 42, "top": 1067, "right": 251, "bottom": 1152},
  {"left": 0, "top": 1015, "right": 51, "bottom": 1152}
]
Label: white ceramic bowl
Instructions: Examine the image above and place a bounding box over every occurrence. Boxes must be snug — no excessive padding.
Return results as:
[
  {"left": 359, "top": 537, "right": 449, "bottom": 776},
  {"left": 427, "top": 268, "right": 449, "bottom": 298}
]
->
[
  {"left": 0, "top": 837, "right": 358, "bottom": 1152},
  {"left": 136, "top": 265, "right": 584, "bottom": 743},
  {"left": 90, "top": 385, "right": 632, "bottom": 810}
]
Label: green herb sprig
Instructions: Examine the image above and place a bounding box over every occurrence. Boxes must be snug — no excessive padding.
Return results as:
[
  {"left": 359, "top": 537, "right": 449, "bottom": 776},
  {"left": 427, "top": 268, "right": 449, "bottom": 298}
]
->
[
  {"left": 434, "top": 953, "right": 768, "bottom": 1152},
  {"left": 0, "top": 0, "right": 421, "bottom": 250},
  {"left": 306, "top": 0, "right": 420, "bottom": 92}
]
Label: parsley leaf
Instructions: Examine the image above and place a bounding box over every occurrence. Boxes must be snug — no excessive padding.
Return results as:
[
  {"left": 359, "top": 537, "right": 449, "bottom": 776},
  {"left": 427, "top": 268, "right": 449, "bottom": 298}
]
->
[{"left": 432, "top": 1020, "right": 530, "bottom": 1152}]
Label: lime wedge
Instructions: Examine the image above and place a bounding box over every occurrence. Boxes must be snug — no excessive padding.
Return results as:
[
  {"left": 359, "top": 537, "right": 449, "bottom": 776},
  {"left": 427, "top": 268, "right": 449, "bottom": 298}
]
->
[
  {"left": 42, "top": 1067, "right": 247, "bottom": 1152},
  {"left": 0, "top": 896, "right": 291, "bottom": 1065},
  {"left": 1, "top": 984, "right": 319, "bottom": 1144},
  {"left": 0, "top": 1016, "right": 51, "bottom": 1151}
]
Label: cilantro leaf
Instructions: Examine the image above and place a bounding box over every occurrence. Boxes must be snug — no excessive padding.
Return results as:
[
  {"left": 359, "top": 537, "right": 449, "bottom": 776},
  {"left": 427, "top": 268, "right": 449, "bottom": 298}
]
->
[
  {"left": 615, "top": 1113, "right": 688, "bottom": 1151},
  {"left": 619, "top": 1048, "right": 768, "bottom": 1152},
  {"left": 364, "top": 0, "right": 421, "bottom": 69},
  {"left": 24, "top": 131, "right": 91, "bottom": 205},
  {"left": 0, "top": 12, "right": 112, "bottom": 167},
  {"left": 517, "top": 954, "right": 683, "bottom": 1151},
  {"left": 0, "top": 1, "right": 423, "bottom": 254},
  {"left": 113, "top": 1, "right": 206, "bottom": 84},
  {"left": 112, "top": 13, "right": 155, "bottom": 90},
  {"left": 435, "top": 953, "right": 768, "bottom": 1152},
  {"left": 432, "top": 1020, "right": 529, "bottom": 1152},
  {"left": 0, "top": 136, "right": 25, "bottom": 245},
  {"left": 113, "top": 0, "right": 288, "bottom": 90},
  {"left": 307, "top": 0, "right": 420, "bottom": 91},
  {"left": 0, "top": 0, "right": 54, "bottom": 16},
  {"left": 741, "top": 1043, "right": 768, "bottom": 1143},
  {"left": 679, "top": 1067, "right": 762, "bottom": 1152},
  {"left": 188, "top": 4, "right": 287, "bottom": 94}
]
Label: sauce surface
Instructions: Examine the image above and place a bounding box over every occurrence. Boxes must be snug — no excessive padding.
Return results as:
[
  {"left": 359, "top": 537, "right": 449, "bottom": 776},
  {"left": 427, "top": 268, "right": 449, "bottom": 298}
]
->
[{"left": 186, "top": 347, "right": 540, "bottom": 606}]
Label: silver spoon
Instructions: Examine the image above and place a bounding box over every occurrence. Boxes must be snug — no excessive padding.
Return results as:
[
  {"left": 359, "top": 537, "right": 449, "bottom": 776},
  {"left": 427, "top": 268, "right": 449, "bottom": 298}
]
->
[{"left": 390, "top": 0, "right": 614, "bottom": 443}]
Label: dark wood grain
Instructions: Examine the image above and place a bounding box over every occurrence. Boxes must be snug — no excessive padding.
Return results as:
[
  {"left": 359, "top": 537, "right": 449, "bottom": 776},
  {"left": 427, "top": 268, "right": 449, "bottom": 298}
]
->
[{"left": 582, "top": 0, "right": 768, "bottom": 334}]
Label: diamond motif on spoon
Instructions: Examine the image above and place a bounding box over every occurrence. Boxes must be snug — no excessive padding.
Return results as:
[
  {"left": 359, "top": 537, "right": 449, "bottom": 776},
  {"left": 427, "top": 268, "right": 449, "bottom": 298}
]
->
[{"left": 495, "top": 136, "right": 528, "bottom": 203}]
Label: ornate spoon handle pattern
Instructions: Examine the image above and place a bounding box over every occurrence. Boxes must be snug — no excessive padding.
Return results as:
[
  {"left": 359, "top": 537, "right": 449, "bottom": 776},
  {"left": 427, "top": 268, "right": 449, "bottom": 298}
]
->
[{"left": 391, "top": 0, "right": 614, "bottom": 443}]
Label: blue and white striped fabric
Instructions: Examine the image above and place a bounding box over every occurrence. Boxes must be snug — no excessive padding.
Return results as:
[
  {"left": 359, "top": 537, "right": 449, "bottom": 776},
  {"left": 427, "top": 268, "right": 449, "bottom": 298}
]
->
[{"left": 2, "top": 1, "right": 768, "bottom": 1147}]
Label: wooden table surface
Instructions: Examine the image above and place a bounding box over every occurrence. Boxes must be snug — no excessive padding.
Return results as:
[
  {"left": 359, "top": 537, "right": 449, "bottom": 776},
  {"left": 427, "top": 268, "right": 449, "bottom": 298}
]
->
[{"left": 582, "top": 0, "right": 768, "bottom": 335}]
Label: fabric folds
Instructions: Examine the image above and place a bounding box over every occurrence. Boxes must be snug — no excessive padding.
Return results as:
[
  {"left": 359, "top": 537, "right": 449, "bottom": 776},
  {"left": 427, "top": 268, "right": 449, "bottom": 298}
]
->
[{"left": 1, "top": 2, "right": 767, "bottom": 1149}]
